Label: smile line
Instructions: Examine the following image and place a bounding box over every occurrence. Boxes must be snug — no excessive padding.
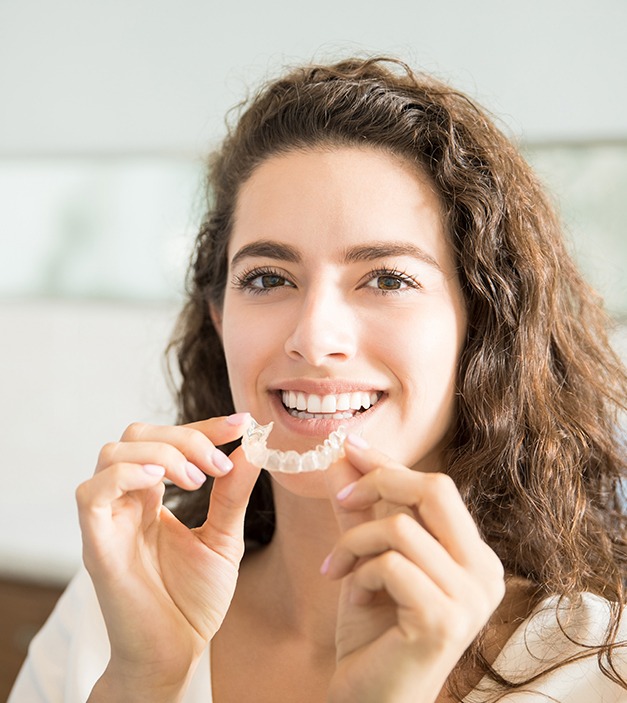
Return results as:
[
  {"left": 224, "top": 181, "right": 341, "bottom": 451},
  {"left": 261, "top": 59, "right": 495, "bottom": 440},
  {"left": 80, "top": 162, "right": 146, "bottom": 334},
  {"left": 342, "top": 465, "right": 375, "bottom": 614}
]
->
[{"left": 280, "top": 390, "right": 383, "bottom": 415}]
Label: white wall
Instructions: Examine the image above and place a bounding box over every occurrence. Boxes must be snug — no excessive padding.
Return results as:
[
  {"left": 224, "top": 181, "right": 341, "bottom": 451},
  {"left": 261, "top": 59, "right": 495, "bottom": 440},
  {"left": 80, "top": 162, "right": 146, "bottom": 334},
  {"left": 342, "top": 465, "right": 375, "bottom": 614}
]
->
[
  {"left": 1, "top": 0, "right": 626, "bottom": 583},
  {"left": 1, "top": 0, "right": 626, "bottom": 157},
  {"left": 0, "top": 300, "right": 179, "bottom": 582}
]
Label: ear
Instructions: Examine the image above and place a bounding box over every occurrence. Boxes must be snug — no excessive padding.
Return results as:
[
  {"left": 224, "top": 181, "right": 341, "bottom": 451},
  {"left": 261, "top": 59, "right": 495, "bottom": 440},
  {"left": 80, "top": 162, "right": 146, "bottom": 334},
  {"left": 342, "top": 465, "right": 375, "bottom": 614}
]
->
[{"left": 209, "top": 303, "right": 223, "bottom": 340}]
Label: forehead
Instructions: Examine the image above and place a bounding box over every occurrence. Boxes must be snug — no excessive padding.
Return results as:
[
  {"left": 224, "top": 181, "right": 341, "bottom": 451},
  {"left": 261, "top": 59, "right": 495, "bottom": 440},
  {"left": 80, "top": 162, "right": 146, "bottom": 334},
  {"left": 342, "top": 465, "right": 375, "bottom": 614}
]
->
[{"left": 228, "top": 146, "right": 450, "bottom": 268}]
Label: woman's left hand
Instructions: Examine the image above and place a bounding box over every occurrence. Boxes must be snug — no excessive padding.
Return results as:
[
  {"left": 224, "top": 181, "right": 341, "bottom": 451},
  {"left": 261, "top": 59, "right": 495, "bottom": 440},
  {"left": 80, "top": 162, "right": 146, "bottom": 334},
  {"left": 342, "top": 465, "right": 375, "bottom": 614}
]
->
[{"left": 323, "top": 437, "right": 505, "bottom": 703}]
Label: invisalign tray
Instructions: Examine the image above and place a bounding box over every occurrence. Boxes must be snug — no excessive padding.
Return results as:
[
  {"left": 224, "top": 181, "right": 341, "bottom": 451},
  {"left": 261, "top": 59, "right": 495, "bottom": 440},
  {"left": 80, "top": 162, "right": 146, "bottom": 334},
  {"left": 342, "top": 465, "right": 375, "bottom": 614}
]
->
[{"left": 242, "top": 417, "right": 347, "bottom": 473}]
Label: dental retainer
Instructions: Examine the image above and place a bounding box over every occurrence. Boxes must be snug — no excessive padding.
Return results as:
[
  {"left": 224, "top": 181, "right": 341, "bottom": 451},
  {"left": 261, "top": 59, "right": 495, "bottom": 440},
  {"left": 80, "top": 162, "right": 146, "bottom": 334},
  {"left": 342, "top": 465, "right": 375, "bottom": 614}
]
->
[{"left": 242, "top": 418, "right": 347, "bottom": 473}]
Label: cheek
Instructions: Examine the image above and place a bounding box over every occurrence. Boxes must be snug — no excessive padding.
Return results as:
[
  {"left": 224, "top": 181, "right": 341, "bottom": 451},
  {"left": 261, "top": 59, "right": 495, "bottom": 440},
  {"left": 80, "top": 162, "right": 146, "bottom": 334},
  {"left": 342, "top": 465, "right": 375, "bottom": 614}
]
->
[
  {"left": 377, "top": 305, "right": 465, "bottom": 451},
  {"left": 223, "top": 307, "right": 282, "bottom": 358},
  {"left": 384, "top": 306, "right": 463, "bottom": 378},
  {"left": 414, "top": 309, "right": 465, "bottom": 433},
  {"left": 221, "top": 303, "right": 283, "bottom": 405}
]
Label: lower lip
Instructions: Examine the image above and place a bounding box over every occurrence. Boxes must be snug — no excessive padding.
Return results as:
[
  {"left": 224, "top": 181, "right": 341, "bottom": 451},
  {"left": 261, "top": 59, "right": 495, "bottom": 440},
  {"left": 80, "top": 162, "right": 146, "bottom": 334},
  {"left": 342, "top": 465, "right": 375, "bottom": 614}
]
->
[{"left": 268, "top": 392, "right": 383, "bottom": 438}]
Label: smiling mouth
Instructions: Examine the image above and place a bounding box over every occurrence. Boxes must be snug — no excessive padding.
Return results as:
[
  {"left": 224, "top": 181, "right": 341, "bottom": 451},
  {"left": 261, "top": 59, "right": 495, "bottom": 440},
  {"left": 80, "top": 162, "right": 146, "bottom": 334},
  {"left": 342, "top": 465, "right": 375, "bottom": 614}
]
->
[{"left": 280, "top": 390, "right": 383, "bottom": 419}]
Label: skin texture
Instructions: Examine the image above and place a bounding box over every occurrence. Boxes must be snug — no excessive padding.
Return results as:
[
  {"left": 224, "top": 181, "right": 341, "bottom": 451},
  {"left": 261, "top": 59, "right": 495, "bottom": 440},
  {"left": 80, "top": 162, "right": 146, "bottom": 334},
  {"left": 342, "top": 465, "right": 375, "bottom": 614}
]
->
[
  {"left": 78, "top": 415, "right": 261, "bottom": 702},
  {"left": 217, "top": 147, "right": 468, "bottom": 496},
  {"left": 79, "top": 147, "right": 506, "bottom": 703}
]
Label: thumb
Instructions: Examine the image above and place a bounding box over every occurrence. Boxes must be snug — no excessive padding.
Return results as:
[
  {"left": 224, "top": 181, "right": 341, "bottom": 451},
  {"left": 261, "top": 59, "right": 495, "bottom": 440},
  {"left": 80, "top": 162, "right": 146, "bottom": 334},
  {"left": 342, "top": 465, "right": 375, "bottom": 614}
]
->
[
  {"left": 324, "top": 454, "right": 375, "bottom": 534},
  {"left": 196, "top": 446, "right": 261, "bottom": 559}
]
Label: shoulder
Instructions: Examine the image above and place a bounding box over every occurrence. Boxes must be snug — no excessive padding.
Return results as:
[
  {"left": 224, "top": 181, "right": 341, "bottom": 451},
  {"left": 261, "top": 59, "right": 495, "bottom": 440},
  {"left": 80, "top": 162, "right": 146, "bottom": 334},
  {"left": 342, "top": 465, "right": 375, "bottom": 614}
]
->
[
  {"left": 521, "top": 592, "right": 627, "bottom": 653},
  {"left": 9, "top": 569, "right": 110, "bottom": 703},
  {"left": 467, "top": 593, "right": 627, "bottom": 702}
]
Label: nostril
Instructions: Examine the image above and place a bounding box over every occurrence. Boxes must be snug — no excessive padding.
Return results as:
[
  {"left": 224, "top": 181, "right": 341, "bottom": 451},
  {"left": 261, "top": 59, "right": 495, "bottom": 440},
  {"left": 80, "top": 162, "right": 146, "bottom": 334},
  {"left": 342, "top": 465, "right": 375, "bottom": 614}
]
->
[{"left": 283, "top": 305, "right": 357, "bottom": 364}]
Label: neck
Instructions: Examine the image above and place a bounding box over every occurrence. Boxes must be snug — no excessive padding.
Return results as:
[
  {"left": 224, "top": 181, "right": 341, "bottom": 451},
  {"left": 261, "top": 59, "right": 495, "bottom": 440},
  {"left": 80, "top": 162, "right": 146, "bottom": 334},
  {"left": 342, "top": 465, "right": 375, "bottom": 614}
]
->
[{"left": 240, "top": 480, "right": 342, "bottom": 648}]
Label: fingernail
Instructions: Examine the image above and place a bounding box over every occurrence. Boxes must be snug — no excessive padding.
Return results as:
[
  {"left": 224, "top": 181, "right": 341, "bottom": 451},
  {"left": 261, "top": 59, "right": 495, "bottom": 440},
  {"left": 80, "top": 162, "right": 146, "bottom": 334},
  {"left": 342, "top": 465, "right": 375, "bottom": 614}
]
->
[
  {"left": 226, "top": 412, "right": 250, "bottom": 426},
  {"left": 186, "top": 461, "right": 207, "bottom": 485},
  {"left": 320, "top": 553, "right": 332, "bottom": 575},
  {"left": 336, "top": 481, "right": 357, "bottom": 501},
  {"left": 143, "top": 464, "right": 165, "bottom": 477},
  {"left": 212, "top": 448, "right": 234, "bottom": 474},
  {"left": 346, "top": 433, "right": 369, "bottom": 449}
]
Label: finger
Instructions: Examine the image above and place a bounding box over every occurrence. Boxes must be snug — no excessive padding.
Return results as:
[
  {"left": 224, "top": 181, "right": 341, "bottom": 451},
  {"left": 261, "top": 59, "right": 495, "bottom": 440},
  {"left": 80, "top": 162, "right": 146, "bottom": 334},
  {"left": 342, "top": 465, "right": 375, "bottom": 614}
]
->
[
  {"left": 342, "top": 434, "right": 410, "bottom": 475},
  {"left": 77, "top": 462, "right": 166, "bottom": 511},
  {"left": 325, "top": 455, "right": 376, "bottom": 533},
  {"left": 349, "top": 550, "right": 445, "bottom": 611},
  {"left": 116, "top": 414, "right": 250, "bottom": 480},
  {"left": 184, "top": 412, "right": 251, "bottom": 444},
  {"left": 324, "top": 432, "right": 400, "bottom": 532},
  {"left": 97, "top": 440, "right": 225, "bottom": 490},
  {"left": 326, "top": 434, "right": 408, "bottom": 502},
  {"left": 76, "top": 463, "right": 166, "bottom": 566},
  {"left": 336, "top": 466, "right": 482, "bottom": 567},
  {"left": 325, "top": 513, "right": 465, "bottom": 598},
  {"left": 195, "top": 445, "right": 262, "bottom": 560},
  {"left": 325, "top": 435, "right": 413, "bottom": 533}
]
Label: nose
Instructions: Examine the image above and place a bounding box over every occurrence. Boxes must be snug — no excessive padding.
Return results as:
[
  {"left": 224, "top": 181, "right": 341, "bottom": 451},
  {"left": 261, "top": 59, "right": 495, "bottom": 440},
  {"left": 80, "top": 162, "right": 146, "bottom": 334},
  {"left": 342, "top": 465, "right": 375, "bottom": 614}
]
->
[{"left": 284, "top": 287, "right": 357, "bottom": 366}]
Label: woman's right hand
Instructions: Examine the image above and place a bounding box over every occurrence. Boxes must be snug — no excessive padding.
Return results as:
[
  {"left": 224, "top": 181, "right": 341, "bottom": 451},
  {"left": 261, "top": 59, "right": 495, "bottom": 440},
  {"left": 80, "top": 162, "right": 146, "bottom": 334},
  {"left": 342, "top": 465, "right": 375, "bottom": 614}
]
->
[{"left": 76, "top": 413, "right": 259, "bottom": 702}]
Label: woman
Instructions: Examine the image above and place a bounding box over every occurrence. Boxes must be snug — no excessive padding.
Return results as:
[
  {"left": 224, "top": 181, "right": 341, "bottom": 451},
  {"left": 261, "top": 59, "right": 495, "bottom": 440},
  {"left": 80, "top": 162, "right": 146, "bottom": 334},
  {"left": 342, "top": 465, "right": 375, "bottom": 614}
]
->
[{"left": 10, "top": 57, "right": 627, "bottom": 702}]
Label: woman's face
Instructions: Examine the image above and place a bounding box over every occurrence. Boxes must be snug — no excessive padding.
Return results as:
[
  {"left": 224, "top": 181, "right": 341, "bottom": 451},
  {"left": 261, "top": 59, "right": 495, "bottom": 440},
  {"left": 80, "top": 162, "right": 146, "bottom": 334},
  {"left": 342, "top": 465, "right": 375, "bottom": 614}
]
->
[{"left": 216, "top": 147, "right": 466, "bottom": 480}]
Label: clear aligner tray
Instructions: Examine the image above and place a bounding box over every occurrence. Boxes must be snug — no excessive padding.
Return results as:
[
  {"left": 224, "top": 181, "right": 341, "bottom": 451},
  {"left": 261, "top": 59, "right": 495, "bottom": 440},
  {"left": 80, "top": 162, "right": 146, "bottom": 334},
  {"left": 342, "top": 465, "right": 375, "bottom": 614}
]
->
[{"left": 241, "top": 418, "right": 346, "bottom": 473}]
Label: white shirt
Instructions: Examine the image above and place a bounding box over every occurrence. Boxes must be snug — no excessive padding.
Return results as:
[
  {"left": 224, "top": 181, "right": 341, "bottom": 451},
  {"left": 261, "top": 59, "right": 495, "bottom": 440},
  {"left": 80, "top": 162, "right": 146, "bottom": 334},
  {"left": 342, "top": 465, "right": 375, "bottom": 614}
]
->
[{"left": 9, "top": 569, "right": 627, "bottom": 702}]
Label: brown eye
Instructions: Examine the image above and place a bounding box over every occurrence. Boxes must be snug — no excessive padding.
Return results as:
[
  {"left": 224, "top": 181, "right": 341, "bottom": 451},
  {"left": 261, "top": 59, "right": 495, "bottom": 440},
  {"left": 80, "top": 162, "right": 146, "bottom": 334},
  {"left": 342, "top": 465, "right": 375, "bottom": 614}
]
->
[
  {"left": 233, "top": 267, "right": 296, "bottom": 294},
  {"left": 257, "top": 274, "right": 286, "bottom": 288},
  {"left": 362, "top": 269, "right": 420, "bottom": 294},
  {"left": 244, "top": 271, "right": 296, "bottom": 290},
  {"left": 376, "top": 275, "right": 403, "bottom": 290}
]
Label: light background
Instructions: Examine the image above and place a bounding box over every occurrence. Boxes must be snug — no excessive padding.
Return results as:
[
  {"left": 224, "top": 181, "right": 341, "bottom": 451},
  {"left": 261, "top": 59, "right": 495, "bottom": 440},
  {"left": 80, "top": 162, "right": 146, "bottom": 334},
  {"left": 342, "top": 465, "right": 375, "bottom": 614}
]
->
[{"left": 1, "top": 0, "right": 626, "bottom": 582}]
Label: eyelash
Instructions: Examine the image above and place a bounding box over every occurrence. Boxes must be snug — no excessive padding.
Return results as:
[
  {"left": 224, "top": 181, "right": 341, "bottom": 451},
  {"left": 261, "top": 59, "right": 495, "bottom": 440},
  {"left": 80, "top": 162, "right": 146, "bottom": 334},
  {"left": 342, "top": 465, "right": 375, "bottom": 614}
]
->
[
  {"left": 363, "top": 267, "right": 421, "bottom": 295},
  {"left": 231, "top": 266, "right": 294, "bottom": 295},
  {"left": 231, "top": 265, "right": 421, "bottom": 295}
]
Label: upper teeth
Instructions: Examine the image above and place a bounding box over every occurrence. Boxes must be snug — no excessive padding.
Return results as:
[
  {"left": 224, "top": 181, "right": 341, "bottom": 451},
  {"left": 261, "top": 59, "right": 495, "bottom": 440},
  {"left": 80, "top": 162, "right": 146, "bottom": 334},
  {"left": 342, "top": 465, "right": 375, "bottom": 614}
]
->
[{"left": 281, "top": 390, "right": 381, "bottom": 414}]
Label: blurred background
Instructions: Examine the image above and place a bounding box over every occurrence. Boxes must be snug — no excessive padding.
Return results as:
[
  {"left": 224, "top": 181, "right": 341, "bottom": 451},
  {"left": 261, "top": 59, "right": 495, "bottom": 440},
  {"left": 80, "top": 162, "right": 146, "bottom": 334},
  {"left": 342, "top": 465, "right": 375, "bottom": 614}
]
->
[{"left": 1, "top": 0, "right": 626, "bottom": 694}]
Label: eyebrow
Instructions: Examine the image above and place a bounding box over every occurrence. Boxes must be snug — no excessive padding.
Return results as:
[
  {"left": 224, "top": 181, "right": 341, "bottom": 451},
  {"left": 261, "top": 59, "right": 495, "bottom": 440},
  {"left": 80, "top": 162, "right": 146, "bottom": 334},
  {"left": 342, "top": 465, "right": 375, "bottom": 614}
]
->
[
  {"left": 230, "top": 241, "right": 301, "bottom": 269},
  {"left": 342, "top": 242, "right": 442, "bottom": 272},
  {"left": 230, "top": 239, "right": 442, "bottom": 272}
]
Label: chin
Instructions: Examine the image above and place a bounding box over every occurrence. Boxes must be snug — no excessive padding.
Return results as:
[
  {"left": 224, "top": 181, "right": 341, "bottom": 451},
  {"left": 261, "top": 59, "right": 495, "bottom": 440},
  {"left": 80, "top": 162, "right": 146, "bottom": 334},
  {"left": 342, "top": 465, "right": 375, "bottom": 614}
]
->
[{"left": 268, "top": 468, "right": 334, "bottom": 501}]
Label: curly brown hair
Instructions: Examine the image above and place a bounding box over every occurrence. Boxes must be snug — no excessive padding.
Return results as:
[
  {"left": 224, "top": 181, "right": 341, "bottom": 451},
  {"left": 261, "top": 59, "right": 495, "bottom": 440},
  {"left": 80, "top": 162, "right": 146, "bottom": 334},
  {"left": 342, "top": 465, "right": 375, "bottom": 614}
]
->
[{"left": 167, "top": 57, "right": 627, "bottom": 698}]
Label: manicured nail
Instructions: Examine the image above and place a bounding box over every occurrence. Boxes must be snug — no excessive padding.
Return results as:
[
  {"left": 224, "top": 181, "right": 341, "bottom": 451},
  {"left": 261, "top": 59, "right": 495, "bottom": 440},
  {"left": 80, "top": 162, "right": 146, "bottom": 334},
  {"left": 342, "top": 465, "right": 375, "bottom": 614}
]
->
[
  {"left": 346, "top": 433, "right": 369, "bottom": 449},
  {"left": 320, "top": 553, "right": 332, "bottom": 575},
  {"left": 212, "top": 448, "right": 234, "bottom": 474},
  {"left": 226, "top": 412, "right": 250, "bottom": 426},
  {"left": 143, "top": 464, "right": 165, "bottom": 477},
  {"left": 336, "top": 481, "right": 357, "bottom": 501},
  {"left": 186, "top": 461, "right": 207, "bottom": 485}
]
